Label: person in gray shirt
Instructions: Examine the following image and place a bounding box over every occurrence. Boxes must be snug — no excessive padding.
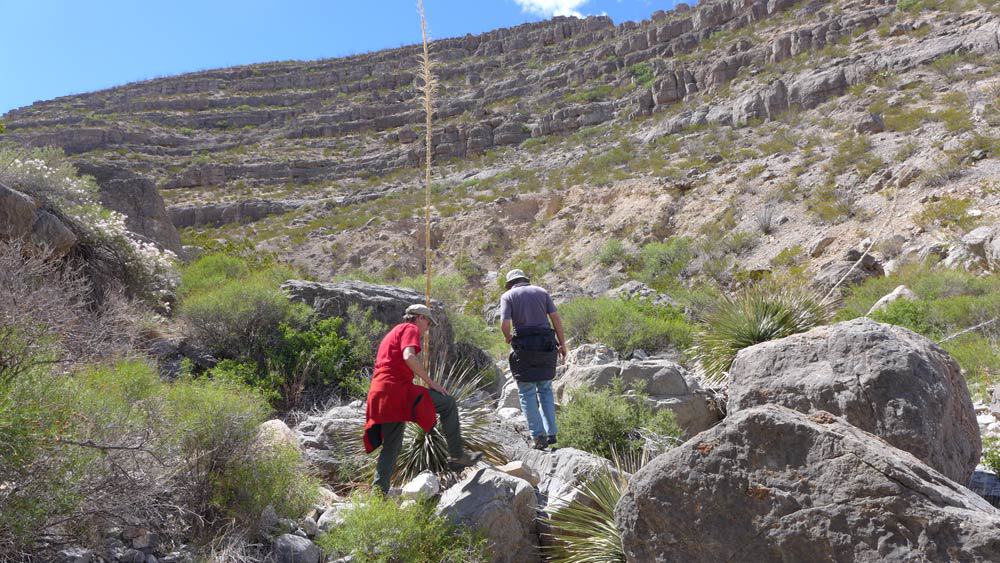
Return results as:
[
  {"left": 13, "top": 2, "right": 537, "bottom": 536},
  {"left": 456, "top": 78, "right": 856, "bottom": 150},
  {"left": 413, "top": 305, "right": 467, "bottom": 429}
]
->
[{"left": 499, "top": 269, "right": 567, "bottom": 450}]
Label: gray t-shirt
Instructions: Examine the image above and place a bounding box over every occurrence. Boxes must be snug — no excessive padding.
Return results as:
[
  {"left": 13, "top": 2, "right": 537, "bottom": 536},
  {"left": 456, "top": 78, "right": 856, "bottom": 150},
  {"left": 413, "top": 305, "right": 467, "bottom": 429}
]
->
[{"left": 499, "top": 283, "right": 556, "bottom": 331}]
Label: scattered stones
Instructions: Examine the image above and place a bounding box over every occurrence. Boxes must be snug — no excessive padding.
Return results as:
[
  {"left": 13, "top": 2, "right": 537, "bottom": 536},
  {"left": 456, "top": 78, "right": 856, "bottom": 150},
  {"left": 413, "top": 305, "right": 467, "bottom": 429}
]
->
[
  {"left": 728, "top": 318, "right": 981, "bottom": 484},
  {"left": 616, "top": 405, "right": 1000, "bottom": 562},
  {"left": 256, "top": 419, "right": 301, "bottom": 451}
]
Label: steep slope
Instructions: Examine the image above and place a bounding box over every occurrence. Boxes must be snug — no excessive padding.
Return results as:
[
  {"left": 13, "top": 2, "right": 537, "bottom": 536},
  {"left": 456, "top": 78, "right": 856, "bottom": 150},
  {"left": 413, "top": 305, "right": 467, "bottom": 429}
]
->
[{"left": 2, "top": 0, "right": 999, "bottom": 296}]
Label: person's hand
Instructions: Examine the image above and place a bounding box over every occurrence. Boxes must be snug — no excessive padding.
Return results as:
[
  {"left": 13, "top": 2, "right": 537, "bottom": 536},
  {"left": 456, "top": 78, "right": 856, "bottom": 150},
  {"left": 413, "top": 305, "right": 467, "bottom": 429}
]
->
[
  {"left": 430, "top": 380, "right": 449, "bottom": 395},
  {"left": 504, "top": 334, "right": 512, "bottom": 344},
  {"left": 558, "top": 344, "right": 568, "bottom": 363}
]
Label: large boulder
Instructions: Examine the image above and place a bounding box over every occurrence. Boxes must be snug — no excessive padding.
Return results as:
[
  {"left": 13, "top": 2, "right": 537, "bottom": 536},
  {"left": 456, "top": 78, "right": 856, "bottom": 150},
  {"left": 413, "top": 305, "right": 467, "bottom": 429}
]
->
[
  {"left": 0, "top": 184, "right": 77, "bottom": 259},
  {"left": 282, "top": 280, "right": 454, "bottom": 360},
  {"left": 0, "top": 183, "right": 38, "bottom": 239},
  {"left": 616, "top": 405, "right": 1000, "bottom": 562},
  {"left": 74, "top": 162, "right": 182, "bottom": 254},
  {"left": 437, "top": 467, "right": 540, "bottom": 563},
  {"left": 271, "top": 534, "right": 321, "bottom": 563},
  {"left": 728, "top": 318, "right": 980, "bottom": 484}
]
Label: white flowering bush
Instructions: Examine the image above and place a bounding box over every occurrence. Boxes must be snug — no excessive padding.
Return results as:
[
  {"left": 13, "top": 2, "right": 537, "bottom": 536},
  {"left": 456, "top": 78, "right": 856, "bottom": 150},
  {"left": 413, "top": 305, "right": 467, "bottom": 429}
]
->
[{"left": 1, "top": 147, "right": 177, "bottom": 303}]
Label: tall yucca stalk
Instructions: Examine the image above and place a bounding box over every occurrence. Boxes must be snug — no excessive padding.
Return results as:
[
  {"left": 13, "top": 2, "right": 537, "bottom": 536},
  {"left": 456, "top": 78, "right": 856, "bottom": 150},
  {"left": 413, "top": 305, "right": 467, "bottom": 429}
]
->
[
  {"left": 544, "top": 449, "right": 647, "bottom": 563},
  {"left": 331, "top": 362, "right": 504, "bottom": 487},
  {"left": 417, "top": 0, "right": 436, "bottom": 367},
  {"left": 692, "top": 281, "right": 830, "bottom": 385}
]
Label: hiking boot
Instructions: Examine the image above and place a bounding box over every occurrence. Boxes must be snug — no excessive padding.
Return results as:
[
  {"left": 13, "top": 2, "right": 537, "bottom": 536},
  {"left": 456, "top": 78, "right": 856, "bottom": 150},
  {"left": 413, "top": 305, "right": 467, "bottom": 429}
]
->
[
  {"left": 448, "top": 451, "right": 483, "bottom": 471},
  {"left": 547, "top": 434, "right": 557, "bottom": 445},
  {"left": 533, "top": 435, "right": 549, "bottom": 450}
]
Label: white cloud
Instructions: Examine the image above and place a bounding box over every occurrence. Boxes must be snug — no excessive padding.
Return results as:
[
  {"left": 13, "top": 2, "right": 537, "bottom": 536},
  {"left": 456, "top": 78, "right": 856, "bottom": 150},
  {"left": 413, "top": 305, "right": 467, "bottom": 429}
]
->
[{"left": 513, "top": 0, "right": 590, "bottom": 17}]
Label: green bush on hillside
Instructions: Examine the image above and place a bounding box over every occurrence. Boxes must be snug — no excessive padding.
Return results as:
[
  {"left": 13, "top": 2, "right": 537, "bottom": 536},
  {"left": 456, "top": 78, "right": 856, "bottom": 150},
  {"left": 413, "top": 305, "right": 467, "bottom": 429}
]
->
[
  {"left": 560, "top": 297, "right": 694, "bottom": 355},
  {"left": 636, "top": 237, "right": 693, "bottom": 290},
  {"left": 317, "top": 493, "right": 488, "bottom": 562},
  {"left": 0, "top": 360, "right": 318, "bottom": 553},
  {"left": 557, "top": 378, "right": 682, "bottom": 460}
]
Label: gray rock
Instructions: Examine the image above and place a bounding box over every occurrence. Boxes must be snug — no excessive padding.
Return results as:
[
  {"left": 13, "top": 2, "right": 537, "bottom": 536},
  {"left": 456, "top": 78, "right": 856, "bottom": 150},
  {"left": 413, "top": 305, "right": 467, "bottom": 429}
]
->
[
  {"left": 606, "top": 280, "right": 677, "bottom": 308},
  {"left": 74, "top": 162, "right": 182, "bottom": 254},
  {"left": 812, "top": 253, "right": 884, "bottom": 289},
  {"left": 968, "top": 469, "right": 1000, "bottom": 509},
  {"left": 438, "top": 467, "right": 539, "bottom": 563},
  {"left": 0, "top": 183, "right": 38, "bottom": 240},
  {"left": 808, "top": 235, "right": 836, "bottom": 257},
  {"left": 563, "top": 343, "right": 617, "bottom": 366},
  {"left": 961, "top": 226, "right": 995, "bottom": 259},
  {"left": 854, "top": 112, "right": 885, "bottom": 134},
  {"left": 520, "top": 447, "right": 614, "bottom": 512},
  {"left": 317, "top": 504, "right": 349, "bottom": 533},
  {"left": 168, "top": 199, "right": 302, "bottom": 228},
  {"left": 282, "top": 280, "right": 454, "bottom": 361},
  {"left": 400, "top": 471, "right": 440, "bottom": 499},
  {"left": 617, "top": 405, "right": 1000, "bottom": 562},
  {"left": 728, "top": 318, "right": 980, "bottom": 484},
  {"left": 29, "top": 209, "right": 77, "bottom": 259},
  {"left": 272, "top": 534, "right": 321, "bottom": 563},
  {"left": 294, "top": 404, "right": 366, "bottom": 479},
  {"left": 54, "top": 548, "right": 94, "bottom": 563},
  {"left": 867, "top": 284, "right": 918, "bottom": 315}
]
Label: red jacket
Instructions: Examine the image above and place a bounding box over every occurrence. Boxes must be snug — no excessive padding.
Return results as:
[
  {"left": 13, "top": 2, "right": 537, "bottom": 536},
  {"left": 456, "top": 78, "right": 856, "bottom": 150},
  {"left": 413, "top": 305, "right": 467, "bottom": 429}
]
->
[{"left": 363, "top": 367, "right": 437, "bottom": 453}]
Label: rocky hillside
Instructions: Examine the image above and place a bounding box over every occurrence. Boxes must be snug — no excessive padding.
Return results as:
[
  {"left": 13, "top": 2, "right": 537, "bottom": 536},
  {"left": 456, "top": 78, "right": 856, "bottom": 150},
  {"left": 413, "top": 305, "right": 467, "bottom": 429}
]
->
[{"left": 3, "top": 0, "right": 1000, "bottom": 295}]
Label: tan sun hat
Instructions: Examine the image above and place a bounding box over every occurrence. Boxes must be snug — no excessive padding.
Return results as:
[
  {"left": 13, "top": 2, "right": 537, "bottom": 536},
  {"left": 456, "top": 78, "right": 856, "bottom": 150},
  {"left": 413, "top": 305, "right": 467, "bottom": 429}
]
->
[
  {"left": 405, "top": 303, "right": 438, "bottom": 325},
  {"left": 505, "top": 269, "right": 530, "bottom": 285}
]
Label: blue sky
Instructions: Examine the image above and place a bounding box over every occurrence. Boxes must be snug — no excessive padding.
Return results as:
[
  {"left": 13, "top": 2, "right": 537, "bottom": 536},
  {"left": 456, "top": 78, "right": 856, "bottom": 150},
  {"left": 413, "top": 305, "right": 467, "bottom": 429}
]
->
[{"left": 0, "top": 0, "right": 687, "bottom": 114}]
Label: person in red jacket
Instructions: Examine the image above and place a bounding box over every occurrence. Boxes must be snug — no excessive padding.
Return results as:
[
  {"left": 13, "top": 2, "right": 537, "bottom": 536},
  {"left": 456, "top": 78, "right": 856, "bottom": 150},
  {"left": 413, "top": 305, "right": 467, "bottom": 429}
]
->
[{"left": 364, "top": 303, "right": 482, "bottom": 493}]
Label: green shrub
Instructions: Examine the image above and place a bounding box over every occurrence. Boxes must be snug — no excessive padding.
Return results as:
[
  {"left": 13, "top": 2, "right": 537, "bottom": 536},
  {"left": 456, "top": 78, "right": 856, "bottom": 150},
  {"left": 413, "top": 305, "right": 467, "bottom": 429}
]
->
[
  {"left": 807, "top": 183, "right": 860, "bottom": 223},
  {"left": 636, "top": 237, "right": 693, "bottom": 290},
  {"left": 557, "top": 378, "right": 682, "bottom": 460},
  {"left": 598, "top": 239, "right": 631, "bottom": 267},
  {"left": 770, "top": 245, "right": 805, "bottom": 268},
  {"left": 869, "top": 298, "right": 942, "bottom": 336},
  {"left": 913, "top": 196, "right": 979, "bottom": 231},
  {"left": 693, "top": 282, "right": 830, "bottom": 384},
  {"left": 180, "top": 275, "right": 310, "bottom": 365},
  {"left": 560, "top": 297, "right": 694, "bottom": 355},
  {"left": 630, "top": 63, "right": 655, "bottom": 87},
  {"left": 983, "top": 436, "right": 1000, "bottom": 475},
  {"left": 318, "top": 493, "right": 488, "bottom": 562},
  {"left": 0, "top": 360, "right": 318, "bottom": 554}
]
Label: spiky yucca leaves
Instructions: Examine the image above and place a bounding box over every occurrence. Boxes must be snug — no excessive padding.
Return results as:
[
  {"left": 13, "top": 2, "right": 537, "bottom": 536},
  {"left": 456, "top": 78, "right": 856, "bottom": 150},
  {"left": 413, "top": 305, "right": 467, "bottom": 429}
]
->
[
  {"left": 392, "top": 362, "right": 505, "bottom": 482},
  {"left": 544, "top": 449, "right": 647, "bottom": 563},
  {"left": 692, "top": 281, "right": 830, "bottom": 385},
  {"left": 330, "top": 361, "right": 504, "bottom": 487}
]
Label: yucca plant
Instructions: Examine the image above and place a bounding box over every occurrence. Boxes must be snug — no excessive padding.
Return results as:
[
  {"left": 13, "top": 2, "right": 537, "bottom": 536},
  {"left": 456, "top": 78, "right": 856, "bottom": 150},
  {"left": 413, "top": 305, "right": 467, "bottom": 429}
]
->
[
  {"left": 331, "top": 361, "right": 505, "bottom": 487},
  {"left": 544, "top": 448, "right": 647, "bottom": 563},
  {"left": 692, "top": 281, "right": 830, "bottom": 385}
]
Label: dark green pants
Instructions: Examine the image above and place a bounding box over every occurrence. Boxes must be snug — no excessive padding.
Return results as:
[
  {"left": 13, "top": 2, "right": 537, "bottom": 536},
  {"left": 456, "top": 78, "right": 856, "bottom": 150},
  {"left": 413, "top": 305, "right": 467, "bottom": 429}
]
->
[{"left": 373, "top": 389, "right": 463, "bottom": 494}]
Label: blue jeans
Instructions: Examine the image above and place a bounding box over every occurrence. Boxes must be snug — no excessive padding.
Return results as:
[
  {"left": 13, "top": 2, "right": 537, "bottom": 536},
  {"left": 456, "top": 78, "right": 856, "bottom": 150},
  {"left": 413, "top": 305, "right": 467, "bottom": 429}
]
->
[{"left": 517, "top": 380, "right": 558, "bottom": 438}]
